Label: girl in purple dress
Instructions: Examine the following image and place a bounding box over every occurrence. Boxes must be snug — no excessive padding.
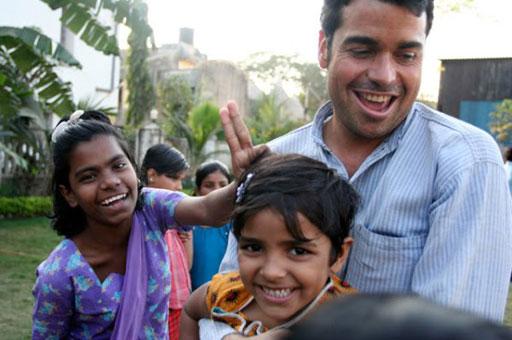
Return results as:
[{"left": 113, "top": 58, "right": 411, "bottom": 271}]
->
[{"left": 32, "top": 107, "right": 265, "bottom": 339}]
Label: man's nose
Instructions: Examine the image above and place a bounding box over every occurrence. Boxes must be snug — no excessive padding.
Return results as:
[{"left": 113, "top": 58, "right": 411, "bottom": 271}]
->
[{"left": 367, "top": 53, "right": 397, "bottom": 86}]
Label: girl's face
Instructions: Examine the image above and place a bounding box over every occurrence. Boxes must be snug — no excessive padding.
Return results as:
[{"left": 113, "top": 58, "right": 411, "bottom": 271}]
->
[
  {"left": 59, "top": 135, "right": 138, "bottom": 230},
  {"left": 237, "top": 208, "right": 338, "bottom": 328},
  {"left": 148, "top": 169, "right": 187, "bottom": 191},
  {"left": 196, "top": 170, "right": 229, "bottom": 196}
]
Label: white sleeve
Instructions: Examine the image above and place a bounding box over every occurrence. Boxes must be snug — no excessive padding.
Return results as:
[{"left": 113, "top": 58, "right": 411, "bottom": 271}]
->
[
  {"left": 199, "top": 318, "right": 236, "bottom": 340},
  {"left": 218, "top": 230, "right": 240, "bottom": 273}
]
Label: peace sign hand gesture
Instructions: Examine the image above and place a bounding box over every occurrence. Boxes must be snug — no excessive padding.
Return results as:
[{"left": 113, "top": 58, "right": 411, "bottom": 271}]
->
[{"left": 220, "top": 101, "right": 269, "bottom": 178}]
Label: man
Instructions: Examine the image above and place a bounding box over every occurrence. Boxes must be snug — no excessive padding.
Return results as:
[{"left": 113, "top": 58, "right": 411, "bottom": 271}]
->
[{"left": 201, "top": 0, "right": 512, "bottom": 338}]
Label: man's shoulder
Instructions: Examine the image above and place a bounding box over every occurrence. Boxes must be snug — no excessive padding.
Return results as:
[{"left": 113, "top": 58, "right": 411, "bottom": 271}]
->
[
  {"left": 268, "top": 121, "right": 316, "bottom": 154},
  {"left": 413, "top": 103, "right": 502, "bottom": 164}
]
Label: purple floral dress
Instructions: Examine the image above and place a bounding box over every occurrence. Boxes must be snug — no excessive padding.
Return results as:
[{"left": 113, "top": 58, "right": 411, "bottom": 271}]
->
[{"left": 32, "top": 188, "right": 185, "bottom": 339}]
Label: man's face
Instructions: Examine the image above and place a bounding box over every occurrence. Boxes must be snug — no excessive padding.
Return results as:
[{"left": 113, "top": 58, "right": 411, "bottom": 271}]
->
[{"left": 319, "top": 0, "right": 427, "bottom": 142}]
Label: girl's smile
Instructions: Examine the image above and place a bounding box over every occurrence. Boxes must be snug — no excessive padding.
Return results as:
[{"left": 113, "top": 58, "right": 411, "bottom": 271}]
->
[
  {"left": 60, "top": 135, "right": 138, "bottom": 231},
  {"left": 238, "top": 208, "right": 336, "bottom": 328}
]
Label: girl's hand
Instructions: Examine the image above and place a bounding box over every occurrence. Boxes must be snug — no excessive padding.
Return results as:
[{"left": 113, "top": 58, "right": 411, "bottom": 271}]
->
[{"left": 220, "top": 101, "right": 269, "bottom": 178}]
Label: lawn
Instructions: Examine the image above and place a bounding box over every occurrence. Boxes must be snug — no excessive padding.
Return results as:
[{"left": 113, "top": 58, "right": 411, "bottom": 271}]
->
[
  {"left": 0, "top": 217, "right": 511, "bottom": 339},
  {"left": 0, "top": 217, "right": 61, "bottom": 340}
]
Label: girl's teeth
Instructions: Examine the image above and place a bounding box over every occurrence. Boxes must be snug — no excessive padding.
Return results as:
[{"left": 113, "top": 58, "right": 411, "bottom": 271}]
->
[
  {"left": 262, "top": 287, "right": 291, "bottom": 298},
  {"left": 101, "top": 194, "right": 126, "bottom": 206}
]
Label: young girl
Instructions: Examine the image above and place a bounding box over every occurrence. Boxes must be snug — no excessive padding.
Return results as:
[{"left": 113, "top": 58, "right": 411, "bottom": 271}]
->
[
  {"left": 32, "top": 109, "right": 264, "bottom": 339},
  {"left": 180, "top": 153, "right": 359, "bottom": 339},
  {"left": 190, "top": 160, "right": 233, "bottom": 290},
  {"left": 141, "top": 143, "right": 193, "bottom": 340}
]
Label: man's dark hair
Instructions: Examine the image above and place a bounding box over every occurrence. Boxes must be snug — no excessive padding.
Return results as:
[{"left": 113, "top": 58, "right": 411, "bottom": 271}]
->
[
  {"left": 321, "top": 0, "right": 434, "bottom": 52},
  {"left": 232, "top": 153, "right": 359, "bottom": 263},
  {"left": 287, "top": 294, "right": 512, "bottom": 340}
]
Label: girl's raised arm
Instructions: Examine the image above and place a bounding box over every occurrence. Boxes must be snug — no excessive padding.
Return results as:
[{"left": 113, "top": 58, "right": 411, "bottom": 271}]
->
[{"left": 176, "top": 101, "right": 268, "bottom": 226}]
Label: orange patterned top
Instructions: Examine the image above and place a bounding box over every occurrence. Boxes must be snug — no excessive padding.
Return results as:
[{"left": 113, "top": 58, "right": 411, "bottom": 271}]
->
[{"left": 205, "top": 271, "right": 356, "bottom": 336}]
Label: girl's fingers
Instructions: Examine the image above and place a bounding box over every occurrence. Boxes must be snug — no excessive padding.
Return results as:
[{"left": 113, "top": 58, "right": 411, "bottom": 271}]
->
[
  {"left": 220, "top": 105, "right": 241, "bottom": 153},
  {"left": 226, "top": 101, "right": 252, "bottom": 149}
]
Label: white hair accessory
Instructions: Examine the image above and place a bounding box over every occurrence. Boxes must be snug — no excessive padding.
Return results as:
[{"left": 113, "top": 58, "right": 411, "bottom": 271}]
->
[{"left": 51, "top": 110, "right": 85, "bottom": 143}]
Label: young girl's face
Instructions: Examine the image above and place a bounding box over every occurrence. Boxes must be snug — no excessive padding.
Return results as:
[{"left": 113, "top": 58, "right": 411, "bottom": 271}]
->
[
  {"left": 60, "top": 135, "right": 139, "bottom": 230},
  {"left": 237, "top": 208, "right": 336, "bottom": 327},
  {"left": 197, "top": 170, "right": 229, "bottom": 196}
]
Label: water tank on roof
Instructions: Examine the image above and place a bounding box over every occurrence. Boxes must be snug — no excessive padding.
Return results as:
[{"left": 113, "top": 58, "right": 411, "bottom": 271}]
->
[{"left": 180, "top": 28, "right": 194, "bottom": 46}]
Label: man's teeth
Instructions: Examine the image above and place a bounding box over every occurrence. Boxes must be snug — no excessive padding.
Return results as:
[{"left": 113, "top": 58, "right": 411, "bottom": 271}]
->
[
  {"left": 262, "top": 287, "right": 292, "bottom": 298},
  {"left": 101, "top": 194, "right": 127, "bottom": 206},
  {"left": 361, "top": 93, "right": 391, "bottom": 103}
]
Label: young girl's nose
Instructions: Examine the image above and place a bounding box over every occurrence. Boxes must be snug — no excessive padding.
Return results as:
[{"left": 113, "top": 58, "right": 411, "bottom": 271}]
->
[
  {"left": 260, "top": 256, "right": 287, "bottom": 281},
  {"left": 101, "top": 173, "right": 121, "bottom": 189}
]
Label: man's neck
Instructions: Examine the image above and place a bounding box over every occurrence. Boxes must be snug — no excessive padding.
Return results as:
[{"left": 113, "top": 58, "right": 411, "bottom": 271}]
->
[{"left": 323, "top": 118, "right": 384, "bottom": 178}]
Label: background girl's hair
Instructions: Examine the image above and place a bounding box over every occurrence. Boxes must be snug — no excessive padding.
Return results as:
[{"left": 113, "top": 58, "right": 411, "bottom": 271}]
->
[
  {"left": 194, "top": 160, "right": 232, "bottom": 188},
  {"left": 50, "top": 111, "right": 142, "bottom": 238},
  {"left": 232, "top": 153, "right": 359, "bottom": 262},
  {"left": 140, "top": 144, "right": 189, "bottom": 185}
]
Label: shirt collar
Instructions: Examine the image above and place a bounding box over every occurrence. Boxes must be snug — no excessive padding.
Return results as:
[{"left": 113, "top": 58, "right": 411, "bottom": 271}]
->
[{"left": 310, "top": 101, "right": 418, "bottom": 152}]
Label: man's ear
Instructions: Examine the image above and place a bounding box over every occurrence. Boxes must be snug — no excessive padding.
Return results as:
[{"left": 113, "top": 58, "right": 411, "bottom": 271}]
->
[
  {"left": 318, "top": 30, "right": 329, "bottom": 69},
  {"left": 330, "top": 237, "right": 353, "bottom": 273},
  {"left": 59, "top": 184, "right": 78, "bottom": 208}
]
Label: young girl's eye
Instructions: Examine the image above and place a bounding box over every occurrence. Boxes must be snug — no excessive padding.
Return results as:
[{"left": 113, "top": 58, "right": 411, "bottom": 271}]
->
[
  {"left": 240, "top": 243, "right": 262, "bottom": 253},
  {"left": 290, "top": 247, "right": 309, "bottom": 256},
  {"left": 79, "top": 174, "right": 96, "bottom": 183},
  {"left": 114, "top": 161, "right": 128, "bottom": 170}
]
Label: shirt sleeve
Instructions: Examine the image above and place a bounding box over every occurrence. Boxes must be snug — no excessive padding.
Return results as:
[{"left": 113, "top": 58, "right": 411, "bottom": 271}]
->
[
  {"left": 218, "top": 230, "right": 240, "bottom": 273},
  {"left": 411, "top": 161, "right": 512, "bottom": 321},
  {"left": 142, "top": 188, "right": 190, "bottom": 232},
  {"left": 199, "top": 318, "right": 236, "bottom": 340},
  {"left": 32, "top": 265, "right": 74, "bottom": 339}
]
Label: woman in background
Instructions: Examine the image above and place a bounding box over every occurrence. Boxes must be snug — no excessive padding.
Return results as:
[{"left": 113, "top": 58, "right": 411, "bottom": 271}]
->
[
  {"left": 141, "top": 143, "right": 192, "bottom": 340},
  {"left": 190, "top": 160, "right": 232, "bottom": 290}
]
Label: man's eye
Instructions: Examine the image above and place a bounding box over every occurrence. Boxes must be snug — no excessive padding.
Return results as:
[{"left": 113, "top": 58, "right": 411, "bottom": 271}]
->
[
  {"left": 398, "top": 51, "right": 417, "bottom": 64},
  {"left": 350, "top": 49, "right": 372, "bottom": 58}
]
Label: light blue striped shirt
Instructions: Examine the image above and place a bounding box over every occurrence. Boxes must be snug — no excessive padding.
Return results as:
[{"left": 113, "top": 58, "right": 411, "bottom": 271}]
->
[{"left": 204, "top": 101, "right": 512, "bottom": 338}]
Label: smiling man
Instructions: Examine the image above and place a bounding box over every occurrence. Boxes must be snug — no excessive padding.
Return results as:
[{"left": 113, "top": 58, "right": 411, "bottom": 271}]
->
[{"left": 204, "top": 0, "right": 512, "bottom": 338}]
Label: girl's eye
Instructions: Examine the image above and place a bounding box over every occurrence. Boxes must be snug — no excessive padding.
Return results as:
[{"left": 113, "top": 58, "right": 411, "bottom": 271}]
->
[
  {"left": 79, "top": 174, "right": 96, "bottom": 183},
  {"left": 114, "top": 162, "right": 127, "bottom": 170},
  {"left": 290, "top": 247, "right": 309, "bottom": 256},
  {"left": 240, "top": 244, "right": 262, "bottom": 253}
]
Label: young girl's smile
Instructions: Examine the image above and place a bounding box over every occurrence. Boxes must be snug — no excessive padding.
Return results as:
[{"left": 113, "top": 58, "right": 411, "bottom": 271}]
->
[
  {"left": 238, "top": 208, "right": 337, "bottom": 328},
  {"left": 60, "top": 135, "right": 138, "bottom": 230}
]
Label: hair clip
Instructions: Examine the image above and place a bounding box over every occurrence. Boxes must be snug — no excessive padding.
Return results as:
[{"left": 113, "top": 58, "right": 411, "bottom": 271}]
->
[
  {"left": 51, "top": 110, "right": 85, "bottom": 143},
  {"left": 235, "top": 172, "right": 254, "bottom": 204}
]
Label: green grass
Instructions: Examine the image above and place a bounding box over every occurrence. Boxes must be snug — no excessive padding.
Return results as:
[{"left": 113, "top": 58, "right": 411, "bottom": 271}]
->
[
  {"left": 0, "top": 217, "right": 61, "bottom": 340},
  {"left": 0, "top": 217, "right": 511, "bottom": 339}
]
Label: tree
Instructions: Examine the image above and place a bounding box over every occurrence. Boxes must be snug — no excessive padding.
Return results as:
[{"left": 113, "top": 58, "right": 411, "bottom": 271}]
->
[
  {"left": 157, "top": 75, "right": 194, "bottom": 138},
  {"left": 0, "top": 0, "right": 152, "bottom": 169},
  {"left": 125, "top": 0, "right": 155, "bottom": 127},
  {"left": 248, "top": 93, "right": 305, "bottom": 145},
  {"left": 490, "top": 99, "right": 512, "bottom": 146},
  {"left": 241, "top": 53, "right": 328, "bottom": 118}
]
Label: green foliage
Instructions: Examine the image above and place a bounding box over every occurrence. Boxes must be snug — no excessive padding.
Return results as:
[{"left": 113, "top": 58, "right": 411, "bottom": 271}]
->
[
  {"left": 0, "top": 196, "right": 52, "bottom": 218},
  {"left": 125, "top": 0, "right": 154, "bottom": 127},
  {"left": 490, "top": 99, "right": 512, "bottom": 145},
  {"left": 241, "top": 53, "right": 327, "bottom": 118},
  {"left": 436, "top": 0, "right": 475, "bottom": 13},
  {"left": 248, "top": 93, "right": 305, "bottom": 145},
  {"left": 77, "top": 96, "right": 117, "bottom": 118},
  {"left": 185, "top": 102, "right": 222, "bottom": 169},
  {"left": 157, "top": 75, "right": 194, "bottom": 137}
]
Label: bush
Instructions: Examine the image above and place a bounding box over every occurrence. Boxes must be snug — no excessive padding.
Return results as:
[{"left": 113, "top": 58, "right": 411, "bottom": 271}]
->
[{"left": 0, "top": 196, "right": 52, "bottom": 218}]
